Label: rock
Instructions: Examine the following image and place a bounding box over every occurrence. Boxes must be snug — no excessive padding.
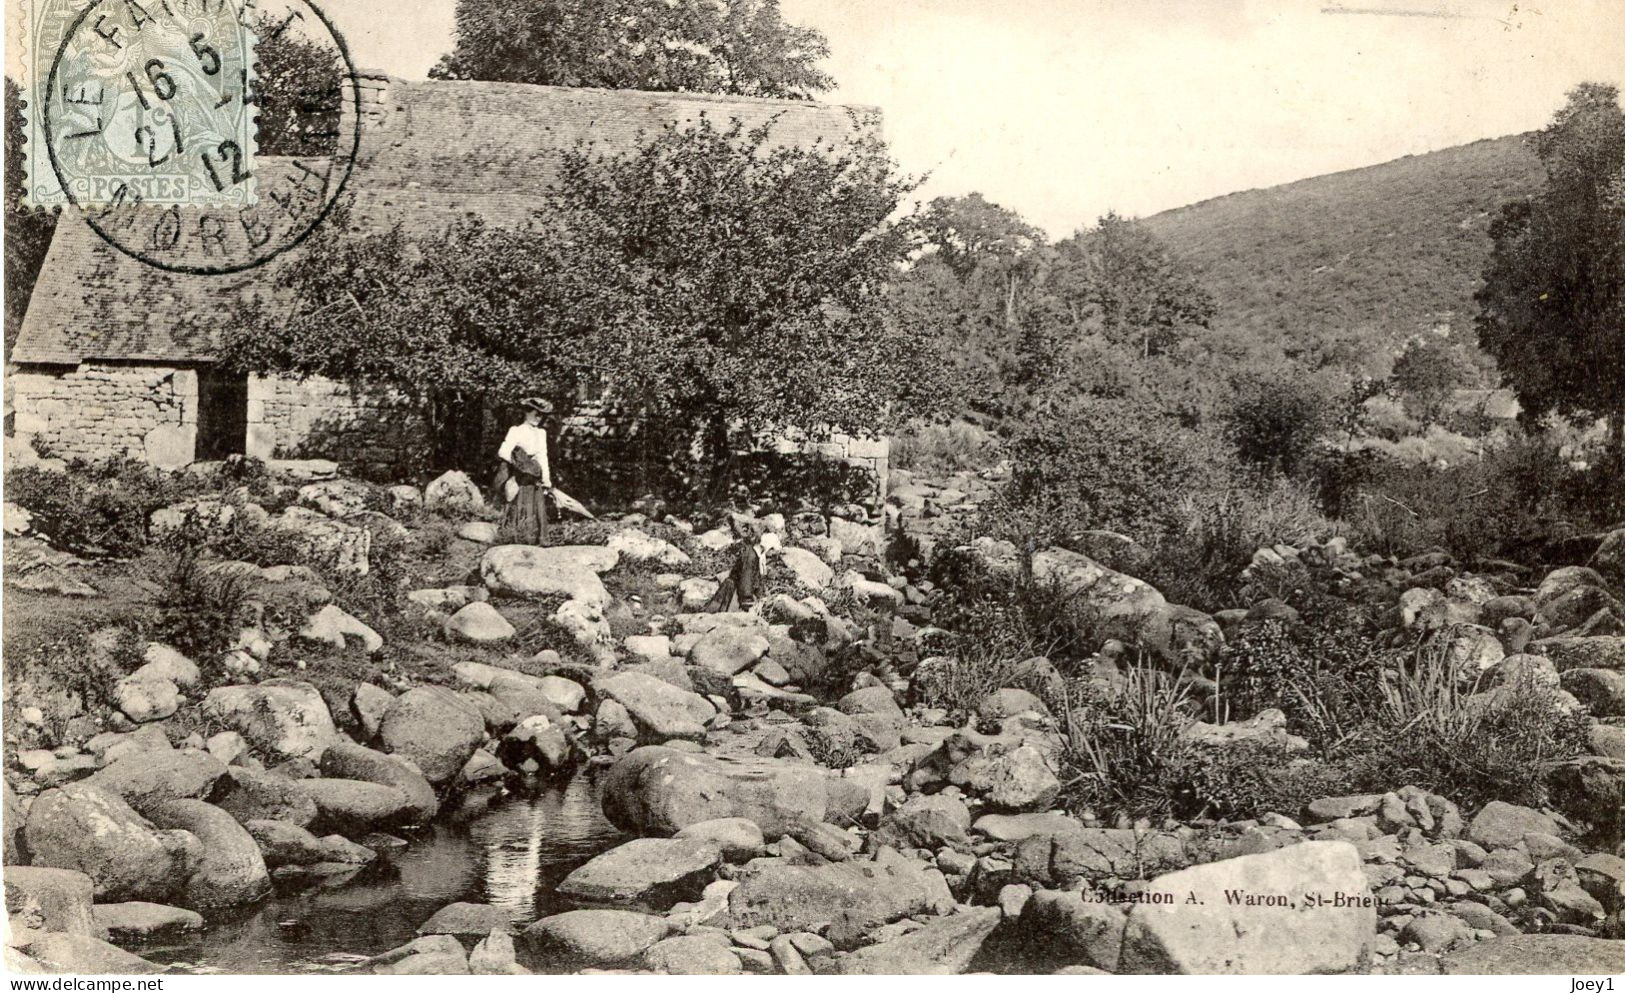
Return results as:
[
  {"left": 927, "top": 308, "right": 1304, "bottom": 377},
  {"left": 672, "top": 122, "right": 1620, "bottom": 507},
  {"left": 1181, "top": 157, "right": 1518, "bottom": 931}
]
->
[
  {"left": 201, "top": 680, "right": 338, "bottom": 761},
  {"left": 212, "top": 767, "right": 319, "bottom": 827},
  {"left": 269, "top": 506, "right": 371, "bottom": 576},
  {"left": 1402, "top": 914, "right": 1474, "bottom": 952},
  {"left": 829, "top": 517, "right": 882, "bottom": 555},
  {"left": 607, "top": 528, "right": 691, "bottom": 567},
  {"left": 836, "top": 686, "right": 903, "bottom": 721},
  {"left": 1468, "top": 801, "right": 1559, "bottom": 850},
  {"left": 689, "top": 627, "right": 772, "bottom": 676},
  {"left": 1562, "top": 668, "right": 1625, "bottom": 716},
  {"left": 85, "top": 750, "right": 227, "bottom": 815},
  {"left": 873, "top": 794, "right": 972, "bottom": 850},
  {"left": 319, "top": 742, "right": 439, "bottom": 824},
  {"left": 778, "top": 548, "right": 834, "bottom": 589},
  {"left": 1441, "top": 934, "right": 1625, "bottom": 974},
  {"left": 602, "top": 746, "right": 837, "bottom": 837},
  {"left": 979, "top": 688, "right": 1050, "bottom": 720},
  {"left": 299, "top": 604, "right": 384, "bottom": 652},
  {"left": 841, "top": 906, "right": 1002, "bottom": 974},
  {"left": 1444, "top": 627, "right": 1506, "bottom": 672},
  {"left": 595, "top": 671, "right": 716, "bottom": 743},
  {"left": 674, "top": 818, "right": 766, "bottom": 861},
  {"left": 114, "top": 673, "right": 181, "bottom": 723},
  {"left": 469, "top": 929, "right": 525, "bottom": 975},
  {"left": 679, "top": 578, "right": 720, "bottom": 611},
  {"left": 1118, "top": 841, "right": 1373, "bottom": 974},
  {"left": 146, "top": 799, "right": 270, "bottom": 908},
  {"left": 3, "top": 867, "right": 98, "bottom": 937},
  {"left": 949, "top": 745, "right": 1062, "bottom": 811},
  {"left": 558, "top": 837, "right": 722, "bottom": 904},
  {"left": 246, "top": 819, "right": 336, "bottom": 867},
  {"left": 1014, "top": 829, "right": 1189, "bottom": 887},
  {"left": 416, "top": 902, "right": 515, "bottom": 938},
  {"left": 554, "top": 599, "right": 615, "bottom": 661},
  {"left": 91, "top": 902, "right": 204, "bottom": 940},
  {"left": 353, "top": 682, "right": 394, "bottom": 739},
  {"left": 1018, "top": 888, "right": 1127, "bottom": 971},
  {"left": 523, "top": 909, "right": 671, "bottom": 965},
  {"left": 1541, "top": 636, "right": 1625, "bottom": 671},
  {"left": 536, "top": 676, "right": 587, "bottom": 713},
  {"left": 725, "top": 849, "right": 954, "bottom": 947},
  {"left": 299, "top": 778, "right": 416, "bottom": 833},
  {"left": 480, "top": 544, "right": 615, "bottom": 605},
  {"left": 784, "top": 817, "right": 860, "bottom": 861},
  {"left": 22, "top": 934, "right": 161, "bottom": 974},
  {"left": 4, "top": 781, "right": 24, "bottom": 864},
  {"left": 644, "top": 934, "right": 742, "bottom": 975},
  {"left": 1182, "top": 708, "right": 1308, "bottom": 753},
  {"left": 423, "top": 470, "right": 484, "bottom": 511},
  {"left": 973, "top": 812, "right": 1084, "bottom": 842},
  {"left": 1592, "top": 528, "right": 1625, "bottom": 584},
  {"left": 837, "top": 570, "right": 904, "bottom": 606},
  {"left": 498, "top": 715, "right": 575, "bottom": 773},
  {"left": 23, "top": 785, "right": 194, "bottom": 902},
  {"left": 372, "top": 934, "right": 470, "bottom": 975},
  {"left": 379, "top": 687, "right": 486, "bottom": 785},
  {"left": 444, "top": 602, "right": 516, "bottom": 644},
  {"left": 457, "top": 521, "right": 500, "bottom": 543}
]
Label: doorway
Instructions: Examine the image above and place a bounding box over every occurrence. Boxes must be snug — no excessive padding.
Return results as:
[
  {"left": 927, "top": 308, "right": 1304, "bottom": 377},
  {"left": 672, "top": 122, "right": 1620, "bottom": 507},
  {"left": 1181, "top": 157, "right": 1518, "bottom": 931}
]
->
[{"left": 195, "top": 368, "right": 248, "bottom": 461}]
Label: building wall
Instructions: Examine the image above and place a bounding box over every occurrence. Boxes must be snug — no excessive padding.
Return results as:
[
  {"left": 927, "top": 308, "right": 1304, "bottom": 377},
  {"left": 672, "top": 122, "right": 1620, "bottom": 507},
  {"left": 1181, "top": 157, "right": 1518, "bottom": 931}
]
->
[
  {"left": 9, "top": 363, "right": 198, "bottom": 466},
  {"left": 246, "top": 374, "right": 429, "bottom": 479}
]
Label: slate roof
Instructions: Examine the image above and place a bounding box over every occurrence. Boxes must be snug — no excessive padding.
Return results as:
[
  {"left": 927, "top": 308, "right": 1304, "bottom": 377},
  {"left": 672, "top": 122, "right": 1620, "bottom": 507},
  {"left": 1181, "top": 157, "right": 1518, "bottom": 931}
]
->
[{"left": 11, "top": 77, "right": 878, "bottom": 366}]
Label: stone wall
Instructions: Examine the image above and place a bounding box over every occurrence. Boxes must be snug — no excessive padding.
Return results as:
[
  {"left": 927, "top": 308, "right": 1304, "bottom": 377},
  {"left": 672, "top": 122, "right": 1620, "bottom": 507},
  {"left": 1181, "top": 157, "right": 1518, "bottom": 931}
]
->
[
  {"left": 246, "top": 374, "right": 428, "bottom": 479},
  {"left": 9, "top": 363, "right": 198, "bottom": 466}
]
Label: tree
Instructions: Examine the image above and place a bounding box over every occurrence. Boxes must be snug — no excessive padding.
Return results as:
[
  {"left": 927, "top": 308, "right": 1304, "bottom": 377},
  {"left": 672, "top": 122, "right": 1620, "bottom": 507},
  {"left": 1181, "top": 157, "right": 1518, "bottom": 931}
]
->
[
  {"left": 4, "top": 77, "right": 56, "bottom": 353},
  {"left": 430, "top": 0, "right": 832, "bottom": 99},
  {"left": 1477, "top": 82, "right": 1625, "bottom": 460},
  {"left": 1052, "top": 212, "right": 1215, "bottom": 359},
  {"left": 218, "top": 117, "right": 949, "bottom": 486},
  {"left": 1390, "top": 335, "right": 1475, "bottom": 426},
  {"left": 249, "top": 11, "right": 345, "bottom": 157}
]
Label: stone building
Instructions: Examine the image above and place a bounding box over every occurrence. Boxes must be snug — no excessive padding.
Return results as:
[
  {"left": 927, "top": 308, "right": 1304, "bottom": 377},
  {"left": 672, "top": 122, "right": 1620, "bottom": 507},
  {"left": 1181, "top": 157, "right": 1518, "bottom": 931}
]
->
[{"left": 7, "top": 76, "right": 889, "bottom": 495}]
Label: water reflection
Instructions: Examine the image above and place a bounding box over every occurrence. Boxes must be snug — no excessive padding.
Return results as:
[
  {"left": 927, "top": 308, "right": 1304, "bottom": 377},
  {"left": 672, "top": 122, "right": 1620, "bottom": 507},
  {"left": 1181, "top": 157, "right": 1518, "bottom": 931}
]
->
[{"left": 150, "top": 768, "right": 627, "bottom": 974}]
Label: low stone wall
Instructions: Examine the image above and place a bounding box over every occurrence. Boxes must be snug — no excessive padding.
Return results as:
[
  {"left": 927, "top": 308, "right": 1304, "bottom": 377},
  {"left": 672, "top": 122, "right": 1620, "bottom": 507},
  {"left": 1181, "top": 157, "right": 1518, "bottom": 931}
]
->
[
  {"left": 9, "top": 363, "right": 198, "bottom": 465},
  {"left": 246, "top": 374, "right": 429, "bottom": 479}
]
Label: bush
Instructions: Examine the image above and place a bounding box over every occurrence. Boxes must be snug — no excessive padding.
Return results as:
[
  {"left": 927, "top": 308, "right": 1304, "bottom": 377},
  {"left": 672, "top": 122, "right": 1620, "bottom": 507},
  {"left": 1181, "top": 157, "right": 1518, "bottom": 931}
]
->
[
  {"left": 891, "top": 418, "right": 1001, "bottom": 474},
  {"left": 5, "top": 459, "right": 193, "bottom": 556},
  {"left": 147, "top": 543, "right": 257, "bottom": 666},
  {"left": 1058, "top": 661, "right": 1201, "bottom": 822},
  {"left": 1223, "top": 367, "right": 1338, "bottom": 478}
]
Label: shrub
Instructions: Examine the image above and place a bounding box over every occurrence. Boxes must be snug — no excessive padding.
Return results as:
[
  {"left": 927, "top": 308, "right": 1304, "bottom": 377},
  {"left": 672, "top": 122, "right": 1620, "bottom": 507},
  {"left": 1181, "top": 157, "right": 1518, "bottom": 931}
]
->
[
  {"left": 148, "top": 543, "right": 257, "bottom": 665},
  {"left": 5, "top": 459, "right": 192, "bottom": 556},
  {"left": 1223, "top": 367, "right": 1338, "bottom": 478},
  {"left": 891, "top": 418, "right": 1001, "bottom": 474},
  {"left": 1057, "top": 661, "right": 1201, "bottom": 822}
]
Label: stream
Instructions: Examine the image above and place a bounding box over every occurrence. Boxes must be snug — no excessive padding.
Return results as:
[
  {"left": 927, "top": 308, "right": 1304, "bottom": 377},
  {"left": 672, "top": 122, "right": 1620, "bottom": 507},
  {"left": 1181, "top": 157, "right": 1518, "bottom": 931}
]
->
[{"left": 142, "top": 769, "right": 627, "bottom": 974}]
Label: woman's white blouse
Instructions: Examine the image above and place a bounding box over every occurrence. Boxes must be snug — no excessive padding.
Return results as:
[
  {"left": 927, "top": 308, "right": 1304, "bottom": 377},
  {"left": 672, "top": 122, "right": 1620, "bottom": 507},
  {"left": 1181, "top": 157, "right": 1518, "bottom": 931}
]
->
[{"left": 498, "top": 424, "right": 551, "bottom": 487}]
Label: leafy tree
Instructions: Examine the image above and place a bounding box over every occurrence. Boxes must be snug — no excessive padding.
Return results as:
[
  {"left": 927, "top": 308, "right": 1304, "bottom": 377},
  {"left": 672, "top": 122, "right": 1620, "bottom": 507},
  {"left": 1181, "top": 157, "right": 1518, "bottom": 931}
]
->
[
  {"left": 4, "top": 77, "right": 56, "bottom": 354},
  {"left": 1224, "top": 363, "right": 1338, "bottom": 478},
  {"left": 249, "top": 10, "right": 345, "bottom": 157},
  {"left": 1477, "top": 82, "right": 1625, "bottom": 459},
  {"left": 430, "top": 0, "right": 832, "bottom": 99},
  {"left": 1052, "top": 212, "right": 1215, "bottom": 360},
  {"left": 1390, "top": 335, "right": 1476, "bottom": 426},
  {"left": 218, "top": 117, "right": 949, "bottom": 487}
]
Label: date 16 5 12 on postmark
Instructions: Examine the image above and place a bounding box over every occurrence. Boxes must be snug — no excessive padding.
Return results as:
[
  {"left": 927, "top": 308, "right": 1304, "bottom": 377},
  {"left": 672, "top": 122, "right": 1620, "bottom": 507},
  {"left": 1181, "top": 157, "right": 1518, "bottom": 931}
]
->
[{"left": 27, "top": 0, "right": 257, "bottom": 209}]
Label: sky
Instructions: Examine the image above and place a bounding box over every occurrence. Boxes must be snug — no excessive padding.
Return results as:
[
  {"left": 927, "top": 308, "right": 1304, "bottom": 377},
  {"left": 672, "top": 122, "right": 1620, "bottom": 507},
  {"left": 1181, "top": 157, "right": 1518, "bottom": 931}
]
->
[{"left": 20, "top": 0, "right": 1619, "bottom": 237}]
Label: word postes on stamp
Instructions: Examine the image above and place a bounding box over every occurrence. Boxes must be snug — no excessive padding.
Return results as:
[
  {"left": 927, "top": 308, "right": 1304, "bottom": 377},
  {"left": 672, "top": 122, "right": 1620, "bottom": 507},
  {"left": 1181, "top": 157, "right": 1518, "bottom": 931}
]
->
[{"left": 28, "top": 0, "right": 258, "bottom": 210}]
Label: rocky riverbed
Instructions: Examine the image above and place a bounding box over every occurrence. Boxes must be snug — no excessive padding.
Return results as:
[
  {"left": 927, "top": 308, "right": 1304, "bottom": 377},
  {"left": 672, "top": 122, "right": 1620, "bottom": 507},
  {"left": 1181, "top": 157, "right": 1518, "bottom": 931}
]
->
[{"left": 5, "top": 460, "right": 1625, "bottom": 974}]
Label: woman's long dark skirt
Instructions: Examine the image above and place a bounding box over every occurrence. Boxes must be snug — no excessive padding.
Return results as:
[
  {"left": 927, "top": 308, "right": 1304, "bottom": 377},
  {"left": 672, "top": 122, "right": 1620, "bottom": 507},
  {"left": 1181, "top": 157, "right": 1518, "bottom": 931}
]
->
[{"left": 500, "top": 484, "right": 548, "bottom": 545}]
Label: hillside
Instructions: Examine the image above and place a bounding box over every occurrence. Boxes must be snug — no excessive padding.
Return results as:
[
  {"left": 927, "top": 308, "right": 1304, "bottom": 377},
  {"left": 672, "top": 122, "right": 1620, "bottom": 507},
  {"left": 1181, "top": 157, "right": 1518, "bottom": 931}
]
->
[{"left": 1142, "top": 134, "right": 1547, "bottom": 372}]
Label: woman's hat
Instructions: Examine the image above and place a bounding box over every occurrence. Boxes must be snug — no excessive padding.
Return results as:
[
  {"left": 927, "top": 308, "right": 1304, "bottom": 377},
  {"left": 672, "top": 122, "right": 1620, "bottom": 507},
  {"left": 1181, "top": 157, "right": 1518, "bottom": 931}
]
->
[{"left": 520, "top": 396, "right": 553, "bottom": 415}]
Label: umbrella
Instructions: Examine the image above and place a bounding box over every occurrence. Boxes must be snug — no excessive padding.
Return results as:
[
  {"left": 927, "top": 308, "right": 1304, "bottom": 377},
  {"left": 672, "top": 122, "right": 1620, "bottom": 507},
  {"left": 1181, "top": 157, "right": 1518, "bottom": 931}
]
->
[{"left": 551, "top": 486, "right": 595, "bottom": 520}]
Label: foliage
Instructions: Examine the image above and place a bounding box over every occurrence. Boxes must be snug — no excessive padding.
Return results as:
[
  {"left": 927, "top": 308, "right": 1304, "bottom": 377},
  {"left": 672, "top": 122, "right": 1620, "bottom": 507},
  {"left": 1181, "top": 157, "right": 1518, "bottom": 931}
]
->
[
  {"left": 890, "top": 418, "right": 1002, "bottom": 475},
  {"left": 1477, "top": 83, "right": 1625, "bottom": 460},
  {"left": 248, "top": 10, "right": 344, "bottom": 156},
  {"left": 5, "top": 459, "right": 195, "bottom": 557},
  {"left": 431, "top": 0, "right": 832, "bottom": 99},
  {"left": 1219, "top": 620, "right": 1388, "bottom": 748},
  {"left": 148, "top": 540, "right": 257, "bottom": 664},
  {"left": 1390, "top": 336, "right": 1477, "bottom": 426},
  {"left": 1222, "top": 363, "right": 1339, "bottom": 477},
  {"left": 1058, "top": 662, "right": 1199, "bottom": 822},
  {"left": 4, "top": 77, "right": 57, "bottom": 352},
  {"left": 219, "top": 117, "right": 948, "bottom": 485}
]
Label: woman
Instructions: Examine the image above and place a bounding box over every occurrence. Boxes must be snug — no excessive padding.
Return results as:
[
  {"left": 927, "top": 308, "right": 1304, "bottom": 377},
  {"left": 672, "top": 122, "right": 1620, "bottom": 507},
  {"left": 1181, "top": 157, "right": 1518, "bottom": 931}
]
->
[{"left": 496, "top": 397, "right": 553, "bottom": 545}]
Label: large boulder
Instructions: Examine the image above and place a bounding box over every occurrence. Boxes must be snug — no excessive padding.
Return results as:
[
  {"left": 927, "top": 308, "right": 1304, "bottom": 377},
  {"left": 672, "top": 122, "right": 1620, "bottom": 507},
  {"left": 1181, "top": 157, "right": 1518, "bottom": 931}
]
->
[
  {"left": 201, "top": 680, "right": 338, "bottom": 761},
  {"left": 1014, "top": 829, "right": 1189, "bottom": 888},
  {"left": 424, "top": 470, "right": 484, "bottom": 512},
  {"left": 480, "top": 544, "right": 615, "bottom": 605},
  {"left": 594, "top": 672, "right": 716, "bottom": 744},
  {"left": 723, "top": 848, "right": 954, "bottom": 948},
  {"left": 1017, "top": 888, "right": 1128, "bottom": 972},
  {"left": 444, "top": 602, "right": 516, "bottom": 645},
  {"left": 23, "top": 785, "right": 195, "bottom": 903},
  {"left": 378, "top": 687, "right": 486, "bottom": 785},
  {"left": 556, "top": 838, "right": 722, "bottom": 904},
  {"left": 84, "top": 750, "right": 227, "bottom": 816},
  {"left": 607, "top": 528, "right": 690, "bottom": 567},
  {"left": 523, "top": 909, "right": 672, "bottom": 966},
  {"left": 212, "top": 767, "right": 319, "bottom": 827},
  {"left": 1468, "top": 801, "right": 1560, "bottom": 850},
  {"left": 146, "top": 799, "right": 271, "bottom": 908},
  {"left": 91, "top": 902, "right": 204, "bottom": 941},
  {"left": 840, "top": 906, "right": 1002, "bottom": 974},
  {"left": 319, "top": 741, "right": 439, "bottom": 824},
  {"left": 688, "top": 626, "right": 772, "bottom": 676},
  {"left": 268, "top": 506, "right": 371, "bottom": 575},
  {"left": 299, "top": 778, "right": 416, "bottom": 833},
  {"left": 949, "top": 744, "right": 1062, "bottom": 811},
  {"left": 20, "top": 934, "right": 162, "bottom": 975},
  {"left": 1592, "top": 528, "right": 1625, "bottom": 585},
  {"left": 778, "top": 547, "right": 834, "bottom": 589},
  {"left": 602, "top": 746, "right": 836, "bottom": 836},
  {"left": 3, "top": 867, "right": 99, "bottom": 937},
  {"left": 872, "top": 794, "right": 972, "bottom": 850},
  {"left": 1117, "top": 841, "right": 1374, "bottom": 974}
]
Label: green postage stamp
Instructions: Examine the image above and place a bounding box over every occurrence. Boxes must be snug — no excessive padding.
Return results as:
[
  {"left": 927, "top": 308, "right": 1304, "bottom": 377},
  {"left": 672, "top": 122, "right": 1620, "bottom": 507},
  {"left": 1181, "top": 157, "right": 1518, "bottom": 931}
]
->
[{"left": 21, "top": 0, "right": 257, "bottom": 209}]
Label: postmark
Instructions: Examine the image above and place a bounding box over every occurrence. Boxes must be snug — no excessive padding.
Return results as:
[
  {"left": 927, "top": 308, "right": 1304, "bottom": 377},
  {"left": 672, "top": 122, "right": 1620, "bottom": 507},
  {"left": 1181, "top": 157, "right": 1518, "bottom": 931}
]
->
[
  {"left": 26, "top": 0, "right": 258, "bottom": 209},
  {"left": 23, "top": 0, "right": 363, "bottom": 275}
]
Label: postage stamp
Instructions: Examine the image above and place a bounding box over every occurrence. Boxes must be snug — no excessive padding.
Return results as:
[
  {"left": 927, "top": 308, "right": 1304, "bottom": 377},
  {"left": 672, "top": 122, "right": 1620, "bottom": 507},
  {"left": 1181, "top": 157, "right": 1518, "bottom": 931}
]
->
[{"left": 23, "top": 0, "right": 258, "bottom": 209}]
